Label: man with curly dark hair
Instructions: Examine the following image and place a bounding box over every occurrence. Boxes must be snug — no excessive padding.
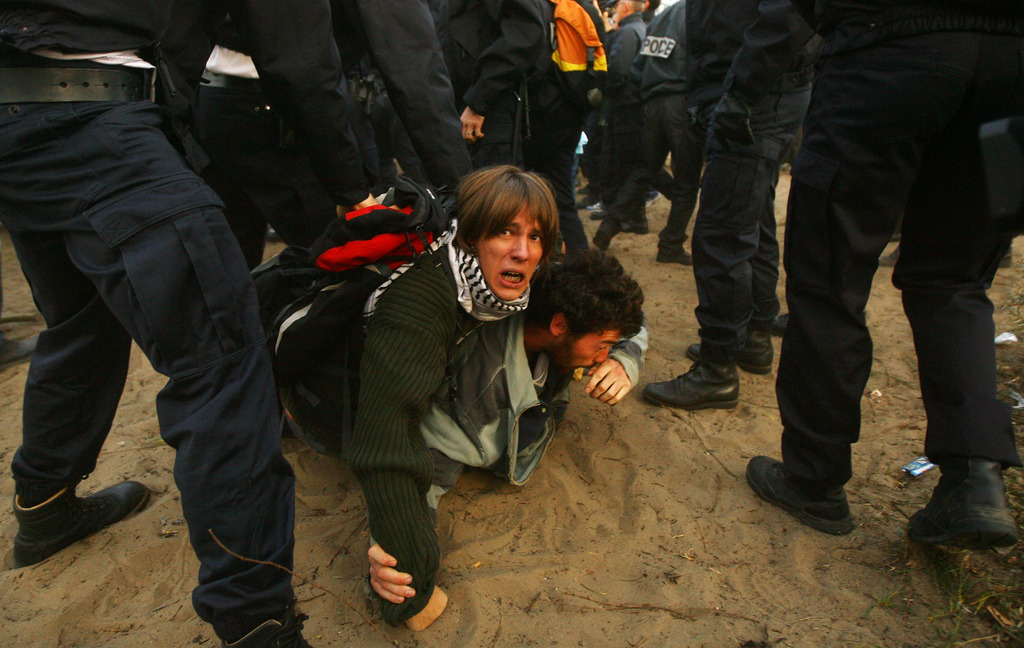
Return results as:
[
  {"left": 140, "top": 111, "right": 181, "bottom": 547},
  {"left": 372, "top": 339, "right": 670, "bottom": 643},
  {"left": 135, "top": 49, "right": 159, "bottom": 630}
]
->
[{"left": 525, "top": 249, "right": 646, "bottom": 404}]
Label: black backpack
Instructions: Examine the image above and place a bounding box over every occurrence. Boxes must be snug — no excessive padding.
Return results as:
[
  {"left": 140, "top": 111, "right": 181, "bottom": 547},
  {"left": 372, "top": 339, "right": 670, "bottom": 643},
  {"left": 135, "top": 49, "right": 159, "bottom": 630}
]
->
[{"left": 253, "top": 175, "right": 451, "bottom": 386}]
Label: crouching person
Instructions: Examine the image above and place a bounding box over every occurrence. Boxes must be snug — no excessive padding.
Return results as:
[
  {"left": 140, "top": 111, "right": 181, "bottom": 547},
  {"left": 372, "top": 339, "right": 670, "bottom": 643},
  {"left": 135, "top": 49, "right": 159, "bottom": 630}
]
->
[{"left": 356, "top": 248, "right": 645, "bottom": 631}]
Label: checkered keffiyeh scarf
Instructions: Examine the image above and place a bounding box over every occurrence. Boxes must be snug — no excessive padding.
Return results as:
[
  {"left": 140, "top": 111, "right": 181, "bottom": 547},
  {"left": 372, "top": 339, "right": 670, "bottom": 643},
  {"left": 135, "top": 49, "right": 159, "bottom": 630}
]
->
[
  {"left": 363, "top": 219, "right": 529, "bottom": 323},
  {"left": 447, "top": 238, "right": 530, "bottom": 321}
]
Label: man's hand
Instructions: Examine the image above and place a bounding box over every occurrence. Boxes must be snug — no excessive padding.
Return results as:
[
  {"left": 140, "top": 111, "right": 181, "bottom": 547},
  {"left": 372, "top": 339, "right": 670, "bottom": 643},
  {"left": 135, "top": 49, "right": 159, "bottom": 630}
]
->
[
  {"left": 461, "top": 106, "right": 485, "bottom": 143},
  {"left": 368, "top": 544, "right": 415, "bottom": 604},
  {"left": 584, "top": 358, "right": 633, "bottom": 405},
  {"left": 337, "top": 193, "right": 380, "bottom": 219},
  {"left": 711, "top": 92, "right": 754, "bottom": 147}
]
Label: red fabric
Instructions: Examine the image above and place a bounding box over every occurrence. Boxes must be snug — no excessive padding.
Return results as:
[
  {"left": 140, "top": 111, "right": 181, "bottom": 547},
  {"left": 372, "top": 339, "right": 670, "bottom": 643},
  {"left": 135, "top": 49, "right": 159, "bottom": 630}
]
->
[{"left": 315, "top": 205, "right": 434, "bottom": 271}]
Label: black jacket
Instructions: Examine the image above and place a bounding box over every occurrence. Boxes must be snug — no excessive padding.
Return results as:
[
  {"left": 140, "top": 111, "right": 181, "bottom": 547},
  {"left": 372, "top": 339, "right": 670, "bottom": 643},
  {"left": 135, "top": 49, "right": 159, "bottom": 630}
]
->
[
  {"left": 216, "top": 0, "right": 470, "bottom": 190},
  {"left": 444, "top": 0, "right": 546, "bottom": 116},
  {"left": 632, "top": 0, "right": 687, "bottom": 102},
  {"left": 685, "top": 0, "right": 819, "bottom": 110},
  {"left": 790, "top": 0, "right": 1024, "bottom": 55},
  {"left": 0, "top": 0, "right": 373, "bottom": 206},
  {"left": 606, "top": 11, "right": 646, "bottom": 108}
]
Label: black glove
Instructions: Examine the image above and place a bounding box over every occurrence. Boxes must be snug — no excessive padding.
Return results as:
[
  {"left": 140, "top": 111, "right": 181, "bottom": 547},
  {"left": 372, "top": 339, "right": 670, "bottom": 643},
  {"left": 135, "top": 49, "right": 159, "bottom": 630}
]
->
[
  {"left": 686, "top": 104, "right": 708, "bottom": 142},
  {"left": 711, "top": 92, "right": 754, "bottom": 147}
]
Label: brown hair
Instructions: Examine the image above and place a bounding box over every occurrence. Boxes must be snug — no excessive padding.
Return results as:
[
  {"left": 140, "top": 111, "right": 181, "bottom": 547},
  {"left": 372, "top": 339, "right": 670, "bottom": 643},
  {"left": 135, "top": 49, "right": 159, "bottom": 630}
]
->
[{"left": 454, "top": 165, "right": 560, "bottom": 261}]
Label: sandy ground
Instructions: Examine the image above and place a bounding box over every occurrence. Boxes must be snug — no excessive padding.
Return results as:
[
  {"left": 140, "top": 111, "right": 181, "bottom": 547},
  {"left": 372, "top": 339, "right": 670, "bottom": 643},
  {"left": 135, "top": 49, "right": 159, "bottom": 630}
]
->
[{"left": 1, "top": 173, "right": 1021, "bottom": 648}]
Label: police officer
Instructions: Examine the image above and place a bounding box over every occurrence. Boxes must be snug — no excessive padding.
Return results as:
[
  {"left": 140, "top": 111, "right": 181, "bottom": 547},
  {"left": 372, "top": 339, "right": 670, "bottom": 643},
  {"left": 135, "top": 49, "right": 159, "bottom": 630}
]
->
[
  {"left": 445, "top": 0, "right": 596, "bottom": 250},
  {"left": 643, "top": 0, "right": 819, "bottom": 410},
  {"left": 746, "top": 0, "right": 1023, "bottom": 547},
  {"left": 592, "top": 0, "right": 702, "bottom": 264},
  {"left": 195, "top": 2, "right": 471, "bottom": 268},
  {"left": 0, "top": 1, "right": 378, "bottom": 645},
  {"left": 591, "top": 0, "right": 651, "bottom": 243}
]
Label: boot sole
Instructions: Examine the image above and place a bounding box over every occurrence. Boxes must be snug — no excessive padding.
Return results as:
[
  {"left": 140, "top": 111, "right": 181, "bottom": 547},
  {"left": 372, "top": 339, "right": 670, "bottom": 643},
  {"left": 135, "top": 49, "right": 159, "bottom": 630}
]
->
[
  {"left": 642, "top": 389, "right": 738, "bottom": 410},
  {"left": 908, "top": 513, "right": 1018, "bottom": 550},
  {"left": 685, "top": 347, "right": 772, "bottom": 375}
]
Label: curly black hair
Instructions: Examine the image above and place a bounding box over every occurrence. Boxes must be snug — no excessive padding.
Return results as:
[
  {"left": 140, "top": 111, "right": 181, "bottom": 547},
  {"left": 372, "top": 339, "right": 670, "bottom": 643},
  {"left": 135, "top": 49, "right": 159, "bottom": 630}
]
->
[{"left": 526, "top": 249, "right": 644, "bottom": 338}]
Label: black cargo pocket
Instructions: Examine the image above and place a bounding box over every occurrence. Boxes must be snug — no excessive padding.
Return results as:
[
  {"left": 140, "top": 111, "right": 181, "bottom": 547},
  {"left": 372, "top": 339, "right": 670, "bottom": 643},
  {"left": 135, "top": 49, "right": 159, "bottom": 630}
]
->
[
  {"left": 84, "top": 172, "right": 224, "bottom": 248},
  {"left": 785, "top": 148, "right": 841, "bottom": 293}
]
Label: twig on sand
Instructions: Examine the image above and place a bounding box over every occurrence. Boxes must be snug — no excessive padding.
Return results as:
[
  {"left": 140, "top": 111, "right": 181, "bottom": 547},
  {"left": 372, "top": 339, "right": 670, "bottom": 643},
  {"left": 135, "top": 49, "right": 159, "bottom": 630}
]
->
[
  {"left": 489, "top": 611, "right": 504, "bottom": 648},
  {"left": 0, "top": 314, "right": 40, "bottom": 324},
  {"left": 208, "top": 529, "right": 396, "bottom": 646},
  {"left": 678, "top": 413, "right": 739, "bottom": 480},
  {"left": 562, "top": 590, "right": 761, "bottom": 625},
  {"left": 328, "top": 517, "right": 368, "bottom": 568},
  {"left": 695, "top": 519, "right": 709, "bottom": 556}
]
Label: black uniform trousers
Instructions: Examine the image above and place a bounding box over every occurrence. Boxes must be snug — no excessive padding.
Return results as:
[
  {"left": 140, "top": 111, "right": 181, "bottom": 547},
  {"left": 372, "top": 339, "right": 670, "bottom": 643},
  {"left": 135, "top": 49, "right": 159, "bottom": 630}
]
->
[
  {"left": 777, "top": 31, "right": 1024, "bottom": 487},
  {"left": 195, "top": 84, "right": 366, "bottom": 269},
  {"left": 599, "top": 102, "right": 646, "bottom": 225},
  {"left": 0, "top": 100, "right": 296, "bottom": 639},
  {"left": 605, "top": 92, "right": 704, "bottom": 252},
  {"left": 692, "top": 85, "right": 809, "bottom": 364},
  {"left": 470, "top": 91, "right": 590, "bottom": 250}
]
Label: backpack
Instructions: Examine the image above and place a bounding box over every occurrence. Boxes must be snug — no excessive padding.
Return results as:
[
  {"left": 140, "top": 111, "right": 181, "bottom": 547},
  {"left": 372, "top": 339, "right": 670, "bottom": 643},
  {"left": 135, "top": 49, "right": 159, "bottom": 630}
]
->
[
  {"left": 540, "top": 0, "right": 608, "bottom": 111},
  {"left": 252, "top": 175, "right": 452, "bottom": 387}
]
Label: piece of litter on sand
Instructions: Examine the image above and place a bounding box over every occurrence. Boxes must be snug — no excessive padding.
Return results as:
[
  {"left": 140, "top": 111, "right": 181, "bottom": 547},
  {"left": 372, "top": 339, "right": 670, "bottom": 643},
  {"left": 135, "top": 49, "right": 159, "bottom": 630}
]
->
[
  {"left": 995, "top": 332, "right": 1018, "bottom": 345},
  {"left": 901, "top": 456, "right": 935, "bottom": 476},
  {"left": 1008, "top": 390, "right": 1024, "bottom": 410},
  {"left": 870, "top": 389, "right": 882, "bottom": 398}
]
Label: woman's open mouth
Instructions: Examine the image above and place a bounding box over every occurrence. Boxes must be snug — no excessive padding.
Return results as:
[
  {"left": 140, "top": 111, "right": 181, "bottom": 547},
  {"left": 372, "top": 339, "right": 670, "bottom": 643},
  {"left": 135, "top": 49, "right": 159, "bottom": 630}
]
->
[{"left": 500, "top": 271, "right": 525, "bottom": 285}]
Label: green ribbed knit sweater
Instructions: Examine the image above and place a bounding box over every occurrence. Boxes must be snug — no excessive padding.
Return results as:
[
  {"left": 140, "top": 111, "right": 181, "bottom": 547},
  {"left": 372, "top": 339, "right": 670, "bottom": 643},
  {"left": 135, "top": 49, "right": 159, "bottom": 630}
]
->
[{"left": 349, "top": 254, "right": 464, "bottom": 625}]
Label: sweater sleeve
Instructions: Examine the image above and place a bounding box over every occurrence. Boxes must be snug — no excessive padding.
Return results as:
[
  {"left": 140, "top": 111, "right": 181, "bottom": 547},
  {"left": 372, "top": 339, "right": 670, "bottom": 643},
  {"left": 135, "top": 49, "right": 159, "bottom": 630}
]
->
[
  {"left": 348, "top": 259, "right": 460, "bottom": 625},
  {"left": 609, "top": 314, "right": 648, "bottom": 387}
]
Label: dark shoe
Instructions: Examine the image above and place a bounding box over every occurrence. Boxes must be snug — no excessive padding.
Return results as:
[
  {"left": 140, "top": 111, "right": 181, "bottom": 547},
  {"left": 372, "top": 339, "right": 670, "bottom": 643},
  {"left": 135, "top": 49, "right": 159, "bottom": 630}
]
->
[
  {"left": 769, "top": 313, "right": 788, "bottom": 337},
  {"left": 686, "top": 326, "right": 772, "bottom": 375},
  {"left": 224, "top": 601, "right": 313, "bottom": 648},
  {"left": 656, "top": 249, "right": 692, "bottom": 265},
  {"left": 642, "top": 361, "right": 739, "bottom": 410},
  {"left": 13, "top": 481, "right": 150, "bottom": 567},
  {"left": 746, "top": 456, "right": 854, "bottom": 535},
  {"left": 589, "top": 208, "right": 609, "bottom": 221},
  {"left": 878, "top": 246, "right": 900, "bottom": 267},
  {"left": 0, "top": 335, "right": 38, "bottom": 371},
  {"left": 907, "top": 458, "right": 1018, "bottom": 549},
  {"left": 592, "top": 219, "right": 621, "bottom": 251}
]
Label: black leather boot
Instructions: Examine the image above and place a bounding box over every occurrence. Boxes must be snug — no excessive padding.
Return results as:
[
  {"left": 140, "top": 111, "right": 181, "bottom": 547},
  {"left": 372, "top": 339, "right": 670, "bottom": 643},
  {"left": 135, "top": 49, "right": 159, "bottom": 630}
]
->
[
  {"left": 686, "top": 323, "right": 773, "bottom": 374},
  {"left": 13, "top": 481, "right": 150, "bottom": 567},
  {"left": 746, "top": 456, "right": 854, "bottom": 535},
  {"left": 642, "top": 361, "right": 739, "bottom": 410},
  {"left": 223, "top": 601, "right": 313, "bottom": 648},
  {"left": 908, "top": 457, "right": 1018, "bottom": 549}
]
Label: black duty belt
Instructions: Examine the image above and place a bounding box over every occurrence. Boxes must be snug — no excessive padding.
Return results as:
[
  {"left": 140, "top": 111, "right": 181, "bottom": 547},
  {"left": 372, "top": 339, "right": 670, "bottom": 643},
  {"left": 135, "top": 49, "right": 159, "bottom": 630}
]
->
[
  {"left": 203, "top": 71, "right": 264, "bottom": 92},
  {"left": 0, "top": 66, "right": 149, "bottom": 103}
]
